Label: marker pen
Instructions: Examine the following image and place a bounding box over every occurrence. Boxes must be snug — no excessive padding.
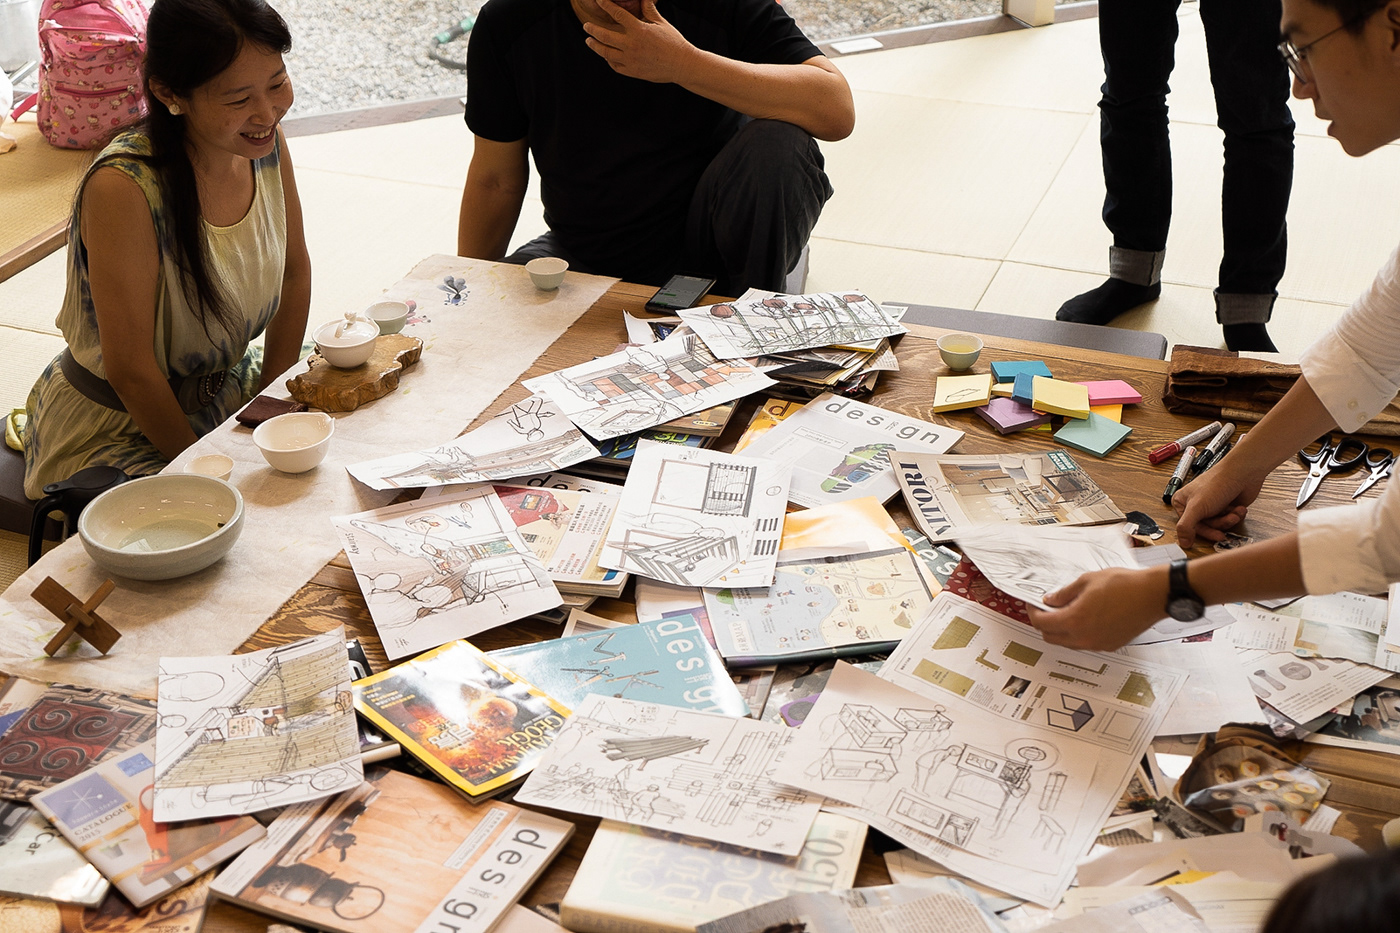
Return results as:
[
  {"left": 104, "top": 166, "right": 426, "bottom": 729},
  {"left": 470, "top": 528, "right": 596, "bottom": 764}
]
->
[
  {"left": 1163, "top": 446, "right": 1198, "bottom": 503},
  {"left": 1148, "top": 421, "right": 1223, "bottom": 465},
  {"left": 1192, "top": 423, "right": 1237, "bottom": 474}
]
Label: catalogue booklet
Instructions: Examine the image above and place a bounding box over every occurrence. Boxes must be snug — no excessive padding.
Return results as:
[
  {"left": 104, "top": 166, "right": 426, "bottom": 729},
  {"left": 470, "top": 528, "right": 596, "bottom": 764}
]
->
[
  {"left": 209, "top": 767, "right": 573, "bottom": 933},
  {"left": 0, "top": 800, "right": 109, "bottom": 906},
  {"left": 492, "top": 482, "right": 628, "bottom": 597},
  {"left": 352, "top": 640, "right": 571, "bottom": 800},
  {"left": 891, "top": 449, "right": 1125, "bottom": 543},
  {"left": 31, "top": 741, "right": 264, "bottom": 908}
]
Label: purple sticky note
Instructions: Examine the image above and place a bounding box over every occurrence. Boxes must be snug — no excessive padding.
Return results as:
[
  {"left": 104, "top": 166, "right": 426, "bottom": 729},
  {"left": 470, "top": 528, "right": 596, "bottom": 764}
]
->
[{"left": 976, "top": 398, "right": 1053, "bottom": 434}]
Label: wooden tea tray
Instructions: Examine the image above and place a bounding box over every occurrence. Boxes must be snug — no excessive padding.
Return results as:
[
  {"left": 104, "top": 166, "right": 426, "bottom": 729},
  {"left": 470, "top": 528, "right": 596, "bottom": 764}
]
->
[{"left": 286, "top": 334, "right": 423, "bottom": 412}]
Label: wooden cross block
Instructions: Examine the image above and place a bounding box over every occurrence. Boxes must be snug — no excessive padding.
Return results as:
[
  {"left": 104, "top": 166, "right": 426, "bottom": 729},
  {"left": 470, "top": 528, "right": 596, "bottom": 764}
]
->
[{"left": 33, "top": 577, "right": 122, "bottom": 656}]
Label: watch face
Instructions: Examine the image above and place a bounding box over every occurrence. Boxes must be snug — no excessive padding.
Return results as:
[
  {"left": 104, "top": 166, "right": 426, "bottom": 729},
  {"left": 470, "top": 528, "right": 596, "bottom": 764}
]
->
[{"left": 1167, "top": 596, "right": 1206, "bottom": 622}]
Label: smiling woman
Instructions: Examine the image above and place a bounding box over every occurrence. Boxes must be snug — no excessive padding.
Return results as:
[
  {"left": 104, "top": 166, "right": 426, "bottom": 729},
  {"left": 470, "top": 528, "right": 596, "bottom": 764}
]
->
[{"left": 20, "top": 0, "right": 312, "bottom": 498}]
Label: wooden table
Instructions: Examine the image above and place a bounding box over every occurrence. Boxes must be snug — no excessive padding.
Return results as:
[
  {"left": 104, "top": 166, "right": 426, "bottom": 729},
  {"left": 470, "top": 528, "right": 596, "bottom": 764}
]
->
[{"left": 70, "top": 283, "right": 1400, "bottom": 929}]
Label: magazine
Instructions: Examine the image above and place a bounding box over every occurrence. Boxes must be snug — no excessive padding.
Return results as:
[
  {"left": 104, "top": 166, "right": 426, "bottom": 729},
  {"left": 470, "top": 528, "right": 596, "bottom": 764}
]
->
[
  {"left": 492, "top": 482, "right": 627, "bottom": 597},
  {"left": 352, "top": 640, "right": 571, "bottom": 800},
  {"left": 892, "top": 449, "right": 1125, "bottom": 543},
  {"left": 210, "top": 767, "right": 572, "bottom": 933},
  {"left": 740, "top": 394, "right": 962, "bottom": 508}
]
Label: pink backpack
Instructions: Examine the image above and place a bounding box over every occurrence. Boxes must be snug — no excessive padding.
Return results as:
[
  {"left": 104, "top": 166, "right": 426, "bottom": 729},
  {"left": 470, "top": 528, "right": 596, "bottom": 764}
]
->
[{"left": 36, "top": 0, "right": 149, "bottom": 149}]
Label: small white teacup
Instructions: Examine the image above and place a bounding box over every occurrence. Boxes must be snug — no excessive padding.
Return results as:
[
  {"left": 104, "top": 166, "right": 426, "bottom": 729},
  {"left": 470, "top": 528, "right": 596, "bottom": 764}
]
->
[
  {"left": 526, "top": 256, "right": 569, "bottom": 290},
  {"left": 185, "top": 454, "right": 234, "bottom": 482},
  {"left": 366, "top": 299, "right": 410, "bottom": 335},
  {"left": 937, "top": 333, "right": 984, "bottom": 372}
]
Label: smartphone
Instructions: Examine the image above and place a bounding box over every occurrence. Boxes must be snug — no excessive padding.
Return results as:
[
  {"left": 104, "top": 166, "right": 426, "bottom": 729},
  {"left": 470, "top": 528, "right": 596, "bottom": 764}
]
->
[{"left": 645, "top": 274, "right": 716, "bottom": 313}]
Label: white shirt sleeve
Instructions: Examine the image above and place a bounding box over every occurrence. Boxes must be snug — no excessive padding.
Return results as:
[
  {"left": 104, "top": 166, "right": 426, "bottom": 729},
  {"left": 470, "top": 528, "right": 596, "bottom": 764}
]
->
[
  {"left": 1299, "top": 241, "right": 1400, "bottom": 433},
  {"left": 1295, "top": 240, "right": 1400, "bottom": 594}
]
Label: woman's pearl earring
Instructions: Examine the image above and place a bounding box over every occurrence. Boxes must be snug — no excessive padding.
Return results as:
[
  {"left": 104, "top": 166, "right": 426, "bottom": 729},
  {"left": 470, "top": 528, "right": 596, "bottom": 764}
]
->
[{"left": 168, "top": 104, "right": 181, "bottom": 115}]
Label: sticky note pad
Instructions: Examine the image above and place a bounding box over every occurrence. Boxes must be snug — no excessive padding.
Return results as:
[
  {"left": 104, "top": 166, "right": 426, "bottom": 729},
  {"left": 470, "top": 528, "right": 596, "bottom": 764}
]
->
[
  {"left": 1032, "top": 377, "right": 1091, "bottom": 419},
  {"left": 990, "top": 360, "right": 1053, "bottom": 384},
  {"left": 991, "top": 383, "right": 1015, "bottom": 398},
  {"left": 1090, "top": 404, "right": 1123, "bottom": 423},
  {"left": 1079, "top": 379, "right": 1143, "bottom": 406},
  {"left": 1012, "top": 372, "right": 1037, "bottom": 405},
  {"left": 1055, "top": 411, "right": 1132, "bottom": 457},
  {"left": 976, "top": 398, "right": 1053, "bottom": 434},
  {"left": 933, "top": 373, "right": 993, "bottom": 412}
]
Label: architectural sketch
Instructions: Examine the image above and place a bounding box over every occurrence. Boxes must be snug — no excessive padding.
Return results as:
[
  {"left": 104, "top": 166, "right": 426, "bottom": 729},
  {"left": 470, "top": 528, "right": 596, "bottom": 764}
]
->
[
  {"left": 705, "top": 546, "right": 937, "bottom": 661},
  {"left": 154, "top": 629, "right": 363, "bottom": 822},
  {"left": 676, "top": 292, "right": 903, "bottom": 360},
  {"left": 347, "top": 395, "right": 599, "bottom": 490},
  {"left": 515, "top": 694, "right": 822, "bottom": 855},
  {"left": 954, "top": 524, "right": 1137, "bottom": 610},
  {"left": 333, "top": 486, "right": 562, "bottom": 660},
  {"left": 739, "top": 393, "right": 961, "bottom": 508},
  {"left": 600, "top": 444, "right": 789, "bottom": 588},
  {"left": 523, "top": 328, "right": 775, "bottom": 441}
]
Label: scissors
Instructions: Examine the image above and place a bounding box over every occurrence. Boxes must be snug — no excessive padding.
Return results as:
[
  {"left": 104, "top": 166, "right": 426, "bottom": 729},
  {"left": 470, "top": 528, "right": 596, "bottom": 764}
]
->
[
  {"left": 1296, "top": 435, "right": 1369, "bottom": 508},
  {"left": 1352, "top": 447, "right": 1395, "bottom": 499}
]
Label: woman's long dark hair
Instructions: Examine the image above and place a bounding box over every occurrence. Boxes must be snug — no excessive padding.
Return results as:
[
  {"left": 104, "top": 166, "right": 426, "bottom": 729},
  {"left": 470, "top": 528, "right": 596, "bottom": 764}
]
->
[{"left": 137, "top": 0, "right": 291, "bottom": 338}]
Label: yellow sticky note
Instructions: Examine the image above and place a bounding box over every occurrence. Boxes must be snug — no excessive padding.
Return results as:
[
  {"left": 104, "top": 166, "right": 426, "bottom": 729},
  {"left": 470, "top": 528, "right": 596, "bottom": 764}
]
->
[
  {"left": 1032, "top": 376, "right": 1091, "bottom": 419},
  {"left": 933, "top": 373, "right": 992, "bottom": 412},
  {"left": 991, "top": 383, "right": 1015, "bottom": 398},
  {"left": 1090, "top": 404, "right": 1123, "bottom": 423}
]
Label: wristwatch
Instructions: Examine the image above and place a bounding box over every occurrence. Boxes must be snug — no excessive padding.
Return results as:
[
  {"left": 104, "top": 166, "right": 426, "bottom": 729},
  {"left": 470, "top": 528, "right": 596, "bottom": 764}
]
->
[{"left": 1165, "top": 559, "right": 1205, "bottom": 622}]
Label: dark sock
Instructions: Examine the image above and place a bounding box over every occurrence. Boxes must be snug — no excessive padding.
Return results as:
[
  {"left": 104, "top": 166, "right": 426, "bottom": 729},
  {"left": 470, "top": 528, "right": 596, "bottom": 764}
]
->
[
  {"left": 1223, "top": 322, "right": 1277, "bottom": 353},
  {"left": 1055, "top": 278, "right": 1161, "bottom": 325}
]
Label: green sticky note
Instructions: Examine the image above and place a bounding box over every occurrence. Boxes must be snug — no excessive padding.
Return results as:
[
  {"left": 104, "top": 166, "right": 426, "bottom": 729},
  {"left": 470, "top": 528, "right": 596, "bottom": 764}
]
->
[{"left": 1054, "top": 411, "right": 1132, "bottom": 457}]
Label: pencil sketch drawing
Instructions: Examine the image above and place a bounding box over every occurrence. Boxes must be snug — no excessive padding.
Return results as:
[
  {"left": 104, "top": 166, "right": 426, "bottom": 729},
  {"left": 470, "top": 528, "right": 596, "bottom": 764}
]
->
[
  {"left": 676, "top": 292, "right": 903, "bottom": 360},
  {"left": 514, "top": 694, "right": 821, "bottom": 854},
  {"left": 154, "top": 629, "right": 363, "bottom": 822}
]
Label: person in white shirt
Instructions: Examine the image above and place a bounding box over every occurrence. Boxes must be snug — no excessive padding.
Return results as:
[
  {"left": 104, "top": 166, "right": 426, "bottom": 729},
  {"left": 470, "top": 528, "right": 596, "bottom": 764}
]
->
[{"left": 1029, "top": 0, "right": 1400, "bottom": 651}]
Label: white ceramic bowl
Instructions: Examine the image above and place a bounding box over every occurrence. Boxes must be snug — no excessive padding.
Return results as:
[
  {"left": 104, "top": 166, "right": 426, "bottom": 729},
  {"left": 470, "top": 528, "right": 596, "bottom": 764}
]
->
[
  {"left": 79, "top": 474, "right": 244, "bottom": 581},
  {"left": 253, "top": 411, "right": 334, "bottom": 473},
  {"left": 526, "top": 256, "right": 568, "bottom": 290},
  {"left": 936, "top": 332, "right": 984, "bottom": 372},
  {"left": 365, "top": 299, "right": 410, "bottom": 335},
  {"left": 313, "top": 318, "right": 380, "bottom": 368}
]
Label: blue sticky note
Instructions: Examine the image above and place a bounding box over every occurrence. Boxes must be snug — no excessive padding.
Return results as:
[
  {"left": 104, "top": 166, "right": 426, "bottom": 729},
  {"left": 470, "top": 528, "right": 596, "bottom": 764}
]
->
[
  {"left": 991, "top": 360, "right": 1053, "bottom": 384},
  {"left": 1054, "top": 411, "right": 1132, "bottom": 457},
  {"left": 1012, "top": 372, "right": 1037, "bottom": 405}
]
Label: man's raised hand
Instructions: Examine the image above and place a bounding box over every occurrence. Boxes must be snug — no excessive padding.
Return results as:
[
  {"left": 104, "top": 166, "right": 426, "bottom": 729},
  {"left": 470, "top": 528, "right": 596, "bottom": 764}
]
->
[{"left": 583, "top": 0, "right": 696, "bottom": 84}]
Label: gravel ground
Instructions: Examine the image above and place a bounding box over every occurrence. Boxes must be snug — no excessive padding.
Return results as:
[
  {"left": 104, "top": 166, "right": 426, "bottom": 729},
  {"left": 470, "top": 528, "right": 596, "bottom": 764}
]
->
[{"left": 277, "top": 0, "right": 1007, "bottom": 117}]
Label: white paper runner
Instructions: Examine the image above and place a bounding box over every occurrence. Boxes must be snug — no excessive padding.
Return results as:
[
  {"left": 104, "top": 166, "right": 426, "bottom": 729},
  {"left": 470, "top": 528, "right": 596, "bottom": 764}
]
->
[{"left": 0, "top": 256, "right": 616, "bottom": 697}]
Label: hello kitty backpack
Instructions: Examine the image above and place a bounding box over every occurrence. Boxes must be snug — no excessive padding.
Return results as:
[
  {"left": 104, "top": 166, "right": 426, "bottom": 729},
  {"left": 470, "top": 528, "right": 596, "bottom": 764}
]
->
[{"left": 36, "top": 0, "right": 149, "bottom": 149}]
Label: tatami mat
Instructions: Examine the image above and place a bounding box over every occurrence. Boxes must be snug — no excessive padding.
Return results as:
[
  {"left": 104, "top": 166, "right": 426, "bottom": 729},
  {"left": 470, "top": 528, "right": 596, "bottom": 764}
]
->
[
  {"left": 0, "top": 326, "right": 65, "bottom": 413},
  {"left": 814, "top": 91, "right": 1088, "bottom": 259},
  {"left": 0, "top": 530, "right": 29, "bottom": 594},
  {"left": 806, "top": 237, "right": 999, "bottom": 309},
  {"left": 0, "top": 249, "right": 66, "bottom": 336},
  {"left": 0, "top": 115, "right": 90, "bottom": 261},
  {"left": 289, "top": 113, "right": 478, "bottom": 193}
]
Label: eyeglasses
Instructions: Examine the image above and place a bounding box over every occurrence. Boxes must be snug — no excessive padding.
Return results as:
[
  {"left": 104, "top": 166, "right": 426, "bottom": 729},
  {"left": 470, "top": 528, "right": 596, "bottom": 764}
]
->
[{"left": 1278, "top": 14, "right": 1367, "bottom": 83}]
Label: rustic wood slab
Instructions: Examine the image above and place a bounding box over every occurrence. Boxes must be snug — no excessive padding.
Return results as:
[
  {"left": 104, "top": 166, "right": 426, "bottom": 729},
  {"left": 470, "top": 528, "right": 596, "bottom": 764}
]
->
[{"left": 285, "top": 333, "right": 423, "bottom": 412}]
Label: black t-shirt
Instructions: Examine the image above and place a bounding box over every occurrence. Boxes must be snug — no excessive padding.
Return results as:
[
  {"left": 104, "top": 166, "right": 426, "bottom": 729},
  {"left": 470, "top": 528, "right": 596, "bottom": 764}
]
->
[{"left": 466, "top": 0, "right": 821, "bottom": 282}]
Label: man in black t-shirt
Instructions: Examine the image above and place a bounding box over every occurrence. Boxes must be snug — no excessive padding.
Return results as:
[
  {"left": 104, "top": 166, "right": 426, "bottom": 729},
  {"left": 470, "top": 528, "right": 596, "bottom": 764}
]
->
[{"left": 457, "top": 0, "right": 854, "bottom": 295}]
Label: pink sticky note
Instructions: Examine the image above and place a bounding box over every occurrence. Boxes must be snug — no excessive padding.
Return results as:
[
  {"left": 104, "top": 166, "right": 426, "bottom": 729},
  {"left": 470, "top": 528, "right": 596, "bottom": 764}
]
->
[{"left": 1078, "top": 379, "right": 1142, "bottom": 406}]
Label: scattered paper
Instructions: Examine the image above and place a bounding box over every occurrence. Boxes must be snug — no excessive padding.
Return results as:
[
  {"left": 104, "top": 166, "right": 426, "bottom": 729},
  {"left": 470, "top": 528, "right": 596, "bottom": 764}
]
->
[
  {"left": 696, "top": 879, "right": 1004, "bottom": 933},
  {"left": 1239, "top": 651, "right": 1390, "bottom": 724},
  {"left": 1228, "top": 593, "right": 1400, "bottom": 671},
  {"left": 333, "top": 486, "right": 562, "bottom": 660},
  {"left": 346, "top": 395, "right": 600, "bottom": 490},
  {"left": 1122, "top": 642, "right": 1262, "bottom": 735},
  {"left": 1038, "top": 892, "right": 1210, "bottom": 933},
  {"left": 955, "top": 524, "right": 1136, "bottom": 610},
  {"left": 514, "top": 694, "right": 821, "bottom": 855},
  {"left": 524, "top": 327, "right": 774, "bottom": 441},
  {"left": 600, "top": 443, "right": 789, "bottom": 588},
  {"left": 154, "top": 629, "right": 362, "bottom": 821},
  {"left": 676, "top": 291, "right": 903, "bottom": 360}
]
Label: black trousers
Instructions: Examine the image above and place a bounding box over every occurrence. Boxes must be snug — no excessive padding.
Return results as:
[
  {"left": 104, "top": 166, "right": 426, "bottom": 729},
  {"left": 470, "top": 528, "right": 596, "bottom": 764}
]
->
[
  {"left": 1099, "top": 0, "right": 1294, "bottom": 313},
  {"left": 505, "top": 119, "right": 833, "bottom": 296}
]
